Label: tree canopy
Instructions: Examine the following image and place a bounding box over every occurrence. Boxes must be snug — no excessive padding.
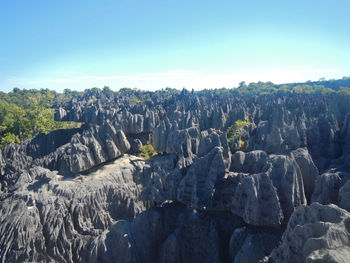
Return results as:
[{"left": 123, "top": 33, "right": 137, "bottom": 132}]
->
[{"left": 0, "top": 88, "right": 79, "bottom": 148}]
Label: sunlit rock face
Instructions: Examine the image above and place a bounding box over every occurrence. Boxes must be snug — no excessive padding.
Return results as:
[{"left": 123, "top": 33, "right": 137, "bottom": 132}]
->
[
  {"left": 0, "top": 156, "right": 148, "bottom": 262},
  {"left": 1, "top": 90, "right": 350, "bottom": 262},
  {"left": 270, "top": 203, "right": 350, "bottom": 263}
]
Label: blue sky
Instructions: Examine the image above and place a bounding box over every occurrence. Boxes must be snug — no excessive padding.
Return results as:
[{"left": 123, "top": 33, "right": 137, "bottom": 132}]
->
[{"left": 1, "top": 0, "right": 350, "bottom": 92}]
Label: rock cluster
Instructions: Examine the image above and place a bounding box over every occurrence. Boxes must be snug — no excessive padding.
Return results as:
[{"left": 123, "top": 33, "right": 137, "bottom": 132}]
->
[
  {"left": 87, "top": 202, "right": 245, "bottom": 263},
  {"left": 270, "top": 203, "right": 350, "bottom": 263},
  {"left": 0, "top": 155, "right": 147, "bottom": 262},
  {"left": 1, "top": 90, "right": 350, "bottom": 262}
]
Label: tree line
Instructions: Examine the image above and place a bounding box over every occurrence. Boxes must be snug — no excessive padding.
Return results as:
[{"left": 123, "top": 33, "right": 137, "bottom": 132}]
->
[
  {"left": 0, "top": 88, "right": 79, "bottom": 148},
  {"left": 1, "top": 77, "right": 350, "bottom": 148}
]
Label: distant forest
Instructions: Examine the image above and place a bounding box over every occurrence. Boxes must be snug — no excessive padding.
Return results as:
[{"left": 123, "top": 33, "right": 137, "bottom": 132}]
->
[
  {"left": 197, "top": 76, "right": 350, "bottom": 96},
  {"left": 1, "top": 77, "right": 350, "bottom": 148},
  {"left": 0, "top": 89, "right": 80, "bottom": 148}
]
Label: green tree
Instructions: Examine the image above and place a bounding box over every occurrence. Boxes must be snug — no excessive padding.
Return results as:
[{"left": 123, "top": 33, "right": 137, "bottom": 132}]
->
[{"left": 0, "top": 88, "right": 81, "bottom": 148}]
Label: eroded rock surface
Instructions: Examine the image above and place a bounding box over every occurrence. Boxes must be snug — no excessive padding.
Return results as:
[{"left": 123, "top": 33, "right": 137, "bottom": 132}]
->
[
  {"left": 270, "top": 203, "right": 350, "bottom": 263},
  {"left": 1, "top": 90, "right": 350, "bottom": 262},
  {"left": 0, "top": 155, "right": 147, "bottom": 262},
  {"left": 87, "top": 202, "right": 244, "bottom": 263}
]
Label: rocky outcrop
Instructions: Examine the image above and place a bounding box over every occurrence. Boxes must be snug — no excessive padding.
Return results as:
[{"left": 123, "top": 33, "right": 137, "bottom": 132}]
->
[
  {"left": 143, "top": 145, "right": 310, "bottom": 227},
  {"left": 54, "top": 93, "right": 161, "bottom": 135},
  {"left": 311, "top": 171, "right": 350, "bottom": 206},
  {"left": 339, "top": 179, "right": 350, "bottom": 212},
  {"left": 55, "top": 91, "right": 350, "bottom": 163},
  {"left": 341, "top": 113, "right": 350, "bottom": 144},
  {"left": 290, "top": 147, "right": 319, "bottom": 202},
  {"left": 227, "top": 151, "right": 307, "bottom": 227},
  {"left": 1, "top": 122, "right": 131, "bottom": 192},
  {"left": 269, "top": 203, "right": 350, "bottom": 263},
  {"left": 87, "top": 202, "right": 244, "bottom": 263},
  {"left": 151, "top": 118, "right": 200, "bottom": 158},
  {"left": 0, "top": 155, "right": 147, "bottom": 262},
  {"left": 1, "top": 90, "right": 350, "bottom": 262},
  {"left": 229, "top": 226, "right": 283, "bottom": 263},
  {"left": 177, "top": 146, "right": 226, "bottom": 209}
]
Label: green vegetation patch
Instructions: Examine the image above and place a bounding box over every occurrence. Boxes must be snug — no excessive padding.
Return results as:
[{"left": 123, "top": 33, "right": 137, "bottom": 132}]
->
[
  {"left": 0, "top": 88, "right": 80, "bottom": 148},
  {"left": 139, "top": 141, "right": 158, "bottom": 160},
  {"left": 227, "top": 116, "right": 251, "bottom": 149},
  {"left": 131, "top": 94, "right": 152, "bottom": 105}
]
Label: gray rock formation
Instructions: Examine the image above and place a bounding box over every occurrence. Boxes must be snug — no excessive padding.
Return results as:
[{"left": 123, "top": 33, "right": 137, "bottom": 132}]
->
[
  {"left": 87, "top": 202, "right": 244, "bottom": 263},
  {"left": 311, "top": 170, "right": 350, "bottom": 206},
  {"left": 1, "top": 122, "right": 131, "bottom": 189},
  {"left": 177, "top": 146, "right": 226, "bottom": 209},
  {"left": 341, "top": 113, "right": 350, "bottom": 144},
  {"left": 229, "top": 226, "right": 283, "bottom": 263},
  {"left": 0, "top": 155, "right": 147, "bottom": 262},
  {"left": 269, "top": 203, "right": 350, "bottom": 263},
  {"left": 1, "top": 90, "right": 350, "bottom": 262},
  {"left": 224, "top": 150, "right": 307, "bottom": 227},
  {"left": 290, "top": 147, "right": 319, "bottom": 202},
  {"left": 339, "top": 179, "right": 350, "bottom": 212},
  {"left": 54, "top": 91, "right": 350, "bottom": 166},
  {"left": 143, "top": 146, "right": 310, "bottom": 228}
]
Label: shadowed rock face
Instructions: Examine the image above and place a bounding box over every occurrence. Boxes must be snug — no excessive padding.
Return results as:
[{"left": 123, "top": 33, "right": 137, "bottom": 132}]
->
[
  {"left": 87, "top": 202, "right": 245, "bottom": 263},
  {"left": 1, "top": 90, "right": 350, "bottom": 262}
]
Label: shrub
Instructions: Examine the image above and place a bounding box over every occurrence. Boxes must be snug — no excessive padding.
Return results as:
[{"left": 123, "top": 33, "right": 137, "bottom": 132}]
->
[
  {"left": 131, "top": 97, "right": 140, "bottom": 105},
  {"left": 0, "top": 133, "right": 20, "bottom": 148},
  {"left": 139, "top": 141, "right": 157, "bottom": 160},
  {"left": 227, "top": 116, "right": 251, "bottom": 149},
  {"left": 87, "top": 97, "right": 97, "bottom": 105},
  {"left": 131, "top": 94, "right": 151, "bottom": 105}
]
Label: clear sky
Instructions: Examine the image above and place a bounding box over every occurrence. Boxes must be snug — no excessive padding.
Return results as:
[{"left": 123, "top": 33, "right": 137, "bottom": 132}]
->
[{"left": 1, "top": 0, "right": 350, "bottom": 92}]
